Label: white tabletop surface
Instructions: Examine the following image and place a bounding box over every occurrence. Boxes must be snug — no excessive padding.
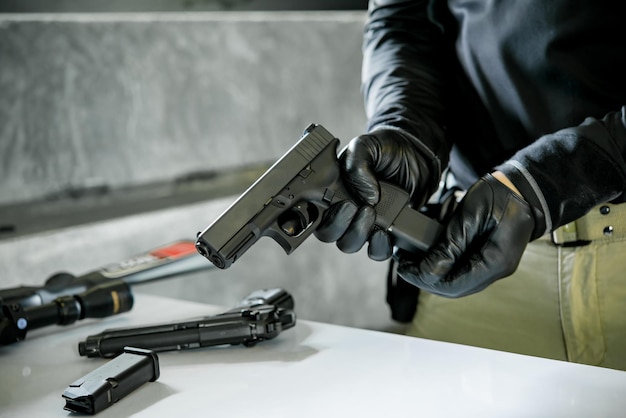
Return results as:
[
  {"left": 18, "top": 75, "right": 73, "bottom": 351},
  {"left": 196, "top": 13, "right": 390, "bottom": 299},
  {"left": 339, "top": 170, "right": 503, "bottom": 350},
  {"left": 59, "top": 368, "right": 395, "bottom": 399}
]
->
[{"left": 2, "top": 293, "right": 626, "bottom": 418}]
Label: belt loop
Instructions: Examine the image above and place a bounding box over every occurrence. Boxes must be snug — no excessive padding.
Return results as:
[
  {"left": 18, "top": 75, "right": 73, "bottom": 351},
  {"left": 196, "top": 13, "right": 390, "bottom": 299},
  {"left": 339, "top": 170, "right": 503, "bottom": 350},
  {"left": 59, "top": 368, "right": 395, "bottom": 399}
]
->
[
  {"left": 550, "top": 202, "right": 626, "bottom": 246},
  {"left": 551, "top": 222, "right": 578, "bottom": 245}
]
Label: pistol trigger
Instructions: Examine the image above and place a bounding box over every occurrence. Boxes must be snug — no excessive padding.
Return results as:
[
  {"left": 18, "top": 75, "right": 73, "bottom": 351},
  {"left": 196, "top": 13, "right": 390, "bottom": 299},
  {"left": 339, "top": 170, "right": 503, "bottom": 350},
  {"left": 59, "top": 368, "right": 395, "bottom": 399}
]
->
[
  {"left": 278, "top": 204, "right": 309, "bottom": 236},
  {"left": 280, "top": 219, "right": 304, "bottom": 237},
  {"left": 277, "top": 202, "right": 318, "bottom": 237}
]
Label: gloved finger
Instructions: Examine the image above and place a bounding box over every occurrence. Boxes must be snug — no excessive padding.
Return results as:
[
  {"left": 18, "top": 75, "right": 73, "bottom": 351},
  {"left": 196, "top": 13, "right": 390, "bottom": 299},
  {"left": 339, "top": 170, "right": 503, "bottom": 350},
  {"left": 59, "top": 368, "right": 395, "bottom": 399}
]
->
[
  {"left": 314, "top": 200, "right": 358, "bottom": 243},
  {"left": 399, "top": 245, "right": 492, "bottom": 298},
  {"left": 421, "top": 197, "right": 533, "bottom": 297},
  {"left": 397, "top": 177, "right": 534, "bottom": 298},
  {"left": 337, "top": 205, "right": 376, "bottom": 253},
  {"left": 340, "top": 135, "right": 381, "bottom": 206},
  {"left": 396, "top": 203, "right": 472, "bottom": 283},
  {"left": 397, "top": 239, "right": 460, "bottom": 287},
  {"left": 368, "top": 229, "right": 392, "bottom": 261}
]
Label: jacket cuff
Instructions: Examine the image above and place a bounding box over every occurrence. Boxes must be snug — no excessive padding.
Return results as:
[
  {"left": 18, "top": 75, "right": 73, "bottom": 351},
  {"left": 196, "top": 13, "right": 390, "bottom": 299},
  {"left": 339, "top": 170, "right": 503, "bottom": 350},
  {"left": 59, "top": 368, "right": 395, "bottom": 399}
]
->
[{"left": 495, "top": 160, "right": 551, "bottom": 240}]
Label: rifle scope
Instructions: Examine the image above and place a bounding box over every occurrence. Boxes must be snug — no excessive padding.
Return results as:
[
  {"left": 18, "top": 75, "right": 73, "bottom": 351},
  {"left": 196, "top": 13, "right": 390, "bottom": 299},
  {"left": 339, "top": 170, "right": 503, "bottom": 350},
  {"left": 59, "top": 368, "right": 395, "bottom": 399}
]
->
[{"left": 0, "top": 280, "right": 133, "bottom": 345}]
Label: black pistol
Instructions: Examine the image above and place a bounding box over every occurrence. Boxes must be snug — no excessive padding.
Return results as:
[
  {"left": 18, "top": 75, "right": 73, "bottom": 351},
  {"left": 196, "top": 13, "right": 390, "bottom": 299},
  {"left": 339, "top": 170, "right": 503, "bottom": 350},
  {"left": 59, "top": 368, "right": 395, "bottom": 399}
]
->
[
  {"left": 78, "top": 288, "right": 296, "bottom": 358},
  {"left": 195, "top": 124, "right": 443, "bottom": 269}
]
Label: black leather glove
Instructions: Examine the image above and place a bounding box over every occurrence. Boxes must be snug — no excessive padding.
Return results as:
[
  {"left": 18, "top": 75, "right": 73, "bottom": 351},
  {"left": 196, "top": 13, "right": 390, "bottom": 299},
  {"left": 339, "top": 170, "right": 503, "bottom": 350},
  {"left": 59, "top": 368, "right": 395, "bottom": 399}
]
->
[
  {"left": 396, "top": 173, "right": 536, "bottom": 298},
  {"left": 314, "top": 128, "right": 439, "bottom": 261}
]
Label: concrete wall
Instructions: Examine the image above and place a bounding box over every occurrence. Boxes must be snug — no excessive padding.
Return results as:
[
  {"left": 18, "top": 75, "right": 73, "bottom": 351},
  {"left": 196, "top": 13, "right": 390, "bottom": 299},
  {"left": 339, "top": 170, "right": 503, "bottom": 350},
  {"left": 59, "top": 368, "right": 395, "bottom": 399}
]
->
[
  {"left": 0, "top": 0, "right": 367, "bottom": 13},
  {"left": 0, "top": 12, "right": 367, "bottom": 205},
  {"left": 0, "top": 12, "right": 401, "bottom": 332}
]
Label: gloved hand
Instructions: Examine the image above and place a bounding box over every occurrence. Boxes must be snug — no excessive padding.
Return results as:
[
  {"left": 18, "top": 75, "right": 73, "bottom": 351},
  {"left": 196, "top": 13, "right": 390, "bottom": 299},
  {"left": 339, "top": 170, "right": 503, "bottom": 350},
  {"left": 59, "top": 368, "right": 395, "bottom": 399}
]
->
[
  {"left": 314, "top": 128, "right": 438, "bottom": 261},
  {"left": 396, "top": 173, "right": 536, "bottom": 298}
]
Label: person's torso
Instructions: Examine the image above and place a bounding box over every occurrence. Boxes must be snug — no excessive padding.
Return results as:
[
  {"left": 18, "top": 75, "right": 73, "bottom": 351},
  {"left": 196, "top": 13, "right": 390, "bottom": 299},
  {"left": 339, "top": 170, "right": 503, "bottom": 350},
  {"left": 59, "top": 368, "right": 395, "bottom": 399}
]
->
[{"left": 434, "top": 0, "right": 625, "bottom": 187}]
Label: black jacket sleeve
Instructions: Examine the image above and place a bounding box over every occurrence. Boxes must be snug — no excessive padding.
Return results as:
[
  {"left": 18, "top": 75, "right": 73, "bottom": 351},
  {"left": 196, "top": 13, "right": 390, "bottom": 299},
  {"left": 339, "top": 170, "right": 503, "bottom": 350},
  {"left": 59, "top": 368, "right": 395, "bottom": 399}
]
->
[
  {"left": 364, "top": 0, "right": 626, "bottom": 239},
  {"left": 362, "top": 0, "right": 452, "bottom": 187},
  {"left": 497, "top": 107, "right": 626, "bottom": 238}
]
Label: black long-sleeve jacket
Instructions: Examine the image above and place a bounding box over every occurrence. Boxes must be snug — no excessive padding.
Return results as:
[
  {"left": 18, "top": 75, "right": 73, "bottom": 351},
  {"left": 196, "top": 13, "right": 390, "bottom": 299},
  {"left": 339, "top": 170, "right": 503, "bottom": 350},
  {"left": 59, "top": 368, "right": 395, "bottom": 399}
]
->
[{"left": 362, "top": 0, "right": 626, "bottom": 237}]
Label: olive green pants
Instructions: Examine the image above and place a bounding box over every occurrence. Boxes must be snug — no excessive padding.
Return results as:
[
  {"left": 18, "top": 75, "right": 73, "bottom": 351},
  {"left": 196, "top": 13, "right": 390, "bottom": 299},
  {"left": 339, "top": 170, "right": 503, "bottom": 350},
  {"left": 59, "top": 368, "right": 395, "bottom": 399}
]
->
[{"left": 406, "top": 237, "right": 626, "bottom": 371}]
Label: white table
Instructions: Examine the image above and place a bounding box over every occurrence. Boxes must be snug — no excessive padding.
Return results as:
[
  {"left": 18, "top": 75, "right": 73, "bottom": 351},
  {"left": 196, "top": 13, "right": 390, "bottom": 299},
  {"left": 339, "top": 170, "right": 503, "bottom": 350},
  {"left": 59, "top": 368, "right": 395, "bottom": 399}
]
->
[{"left": 2, "top": 293, "right": 626, "bottom": 417}]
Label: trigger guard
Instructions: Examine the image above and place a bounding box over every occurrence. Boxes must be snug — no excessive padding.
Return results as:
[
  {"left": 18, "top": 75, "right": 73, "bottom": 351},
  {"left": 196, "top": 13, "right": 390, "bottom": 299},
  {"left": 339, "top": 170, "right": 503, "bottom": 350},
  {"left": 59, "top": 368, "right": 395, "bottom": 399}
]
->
[
  {"left": 265, "top": 201, "right": 322, "bottom": 255},
  {"left": 277, "top": 202, "right": 314, "bottom": 237}
]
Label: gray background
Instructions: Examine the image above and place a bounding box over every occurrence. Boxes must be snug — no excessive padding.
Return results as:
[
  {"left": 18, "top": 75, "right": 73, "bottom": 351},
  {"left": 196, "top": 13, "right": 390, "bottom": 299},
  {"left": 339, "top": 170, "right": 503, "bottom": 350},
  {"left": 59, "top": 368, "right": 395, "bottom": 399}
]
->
[
  {"left": 0, "top": 0, "right": 367, "bottom": 13},
  {"left": 0, "top": 12, "right": 367, "bottom": 205},
  {"left": 0, "top": 9, "right": 404, "bottom": 332}
]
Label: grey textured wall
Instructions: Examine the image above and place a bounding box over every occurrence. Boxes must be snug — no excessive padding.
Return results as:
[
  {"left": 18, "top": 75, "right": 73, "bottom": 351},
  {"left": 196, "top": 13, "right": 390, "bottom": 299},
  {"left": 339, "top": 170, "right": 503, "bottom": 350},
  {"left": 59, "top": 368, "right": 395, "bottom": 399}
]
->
[
  {"left": 0, "top": 12, "right": 401, "bottom": 332},
  {"left": 0, "top": 12, "right": 367, "bottom": 205},
  {"left": 0, "top": 0, "right": 367, "bottom": 13}
]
